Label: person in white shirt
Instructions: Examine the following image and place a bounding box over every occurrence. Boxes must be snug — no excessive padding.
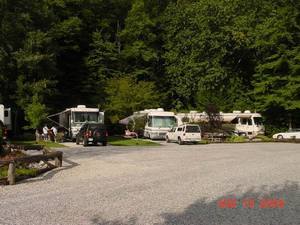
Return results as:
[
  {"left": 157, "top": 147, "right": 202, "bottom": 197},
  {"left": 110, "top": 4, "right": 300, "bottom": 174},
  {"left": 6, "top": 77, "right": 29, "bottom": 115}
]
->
[
  {"left": 51, "top": 126, "right": 58, "bottom": 142},
  {"left": 43, "top": 125, "right": 48, "bottom": 141}
]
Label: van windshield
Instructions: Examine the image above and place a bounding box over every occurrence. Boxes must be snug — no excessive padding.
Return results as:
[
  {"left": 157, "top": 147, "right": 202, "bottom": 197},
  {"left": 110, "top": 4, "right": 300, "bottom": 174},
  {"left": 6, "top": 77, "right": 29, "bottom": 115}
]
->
[{"left": 186, "top": 126, "right": 200, "bottom": 133}]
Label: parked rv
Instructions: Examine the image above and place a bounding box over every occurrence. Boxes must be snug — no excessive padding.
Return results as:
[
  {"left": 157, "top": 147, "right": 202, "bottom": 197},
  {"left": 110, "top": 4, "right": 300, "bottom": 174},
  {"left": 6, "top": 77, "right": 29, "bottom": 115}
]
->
[
  {"left": 0, "top": 104, "right": 12, "bottom": 131},
  {"left": 176, "top": 110, "right": 265, "bottom": 138},
  {"left": 48, "top": 105, "right": 104, "bottom": 141},
  {"left": 0, "top": 104, "right": 11, "bottom": 140},
  {"left": 119, "top": 108, "right": 177, "bottom": 140}
]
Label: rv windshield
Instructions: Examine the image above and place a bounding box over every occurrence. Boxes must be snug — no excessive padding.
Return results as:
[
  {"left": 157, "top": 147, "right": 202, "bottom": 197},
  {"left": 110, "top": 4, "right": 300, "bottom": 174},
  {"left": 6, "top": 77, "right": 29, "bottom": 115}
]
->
[
  {"left": 73, "top": 112, "right": 99, "bottom": 123},
  {"left": 149, "top": 116, "right": 176, "bottom": 128},
  {"left": 254, "top": 117, "right": 263, "bottom": 126}
]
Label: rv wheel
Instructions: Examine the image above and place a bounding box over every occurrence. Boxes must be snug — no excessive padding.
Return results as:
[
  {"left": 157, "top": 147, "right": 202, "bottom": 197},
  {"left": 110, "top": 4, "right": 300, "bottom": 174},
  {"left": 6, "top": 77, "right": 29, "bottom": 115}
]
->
[{"left": 277, "top": 135, "right": 283, "bottom": 140}]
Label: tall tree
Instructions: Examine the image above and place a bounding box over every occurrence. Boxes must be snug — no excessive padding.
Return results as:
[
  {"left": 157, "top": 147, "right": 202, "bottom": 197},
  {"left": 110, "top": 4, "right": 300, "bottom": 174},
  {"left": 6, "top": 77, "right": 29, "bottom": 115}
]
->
[{"left": 120, "top": 0, "right": 158, "bottom": 80}]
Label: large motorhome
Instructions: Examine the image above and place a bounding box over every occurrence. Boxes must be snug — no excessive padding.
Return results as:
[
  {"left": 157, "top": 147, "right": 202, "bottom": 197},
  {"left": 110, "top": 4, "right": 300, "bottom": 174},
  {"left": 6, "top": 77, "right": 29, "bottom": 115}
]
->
[
  {"left": 0, "top": 104, "right": 12, "bottom": 130},
  {"left": 120, "top": 108, "right": 177, "bottom": 140},
  {"left": 176, "top": 110, "right": 265, "bottom": 137},
  {"left": 48, "top": 105, "right": 104, "bottom": 140}
]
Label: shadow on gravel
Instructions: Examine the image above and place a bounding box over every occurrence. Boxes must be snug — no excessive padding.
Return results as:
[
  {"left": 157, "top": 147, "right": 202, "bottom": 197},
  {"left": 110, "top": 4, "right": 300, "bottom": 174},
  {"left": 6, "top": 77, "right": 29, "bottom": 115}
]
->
[
  {"left": 61, "top": 147, "right": 160, "bottom": 160},
  {"left": 90, "top": 181, "right": 299, "bottom": 225},
  {"left": 162, "top": 181, "right": 300, "bottom": 225},
  {"left": 19, "top": 157, "right": 79, "bottom": 184},
  {"left": 91, "top": 217, "right": 137, "bottom": 225}
]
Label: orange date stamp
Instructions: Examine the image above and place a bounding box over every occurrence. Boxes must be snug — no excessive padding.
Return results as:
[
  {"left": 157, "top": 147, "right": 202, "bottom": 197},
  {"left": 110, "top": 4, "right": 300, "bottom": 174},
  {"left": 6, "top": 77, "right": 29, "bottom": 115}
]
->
[{"left": 218, "top": 198, "right": 285, "bottom": 209}]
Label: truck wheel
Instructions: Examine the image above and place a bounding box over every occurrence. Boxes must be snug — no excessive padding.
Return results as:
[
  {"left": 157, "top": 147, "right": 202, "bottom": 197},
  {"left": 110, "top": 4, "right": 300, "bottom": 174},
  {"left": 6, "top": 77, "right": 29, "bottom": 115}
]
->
[
  {"left": 83, "top": 137, "right": 88, "bottom": 147},
  {"left": 178, "top": 137, "right": 183, "bottom": 145},
  {"left": 102, "top": 141, "right": 107, "bottom": 146},
  {"left": 166, "top": 136, "right": 170, "bottom": 143}
]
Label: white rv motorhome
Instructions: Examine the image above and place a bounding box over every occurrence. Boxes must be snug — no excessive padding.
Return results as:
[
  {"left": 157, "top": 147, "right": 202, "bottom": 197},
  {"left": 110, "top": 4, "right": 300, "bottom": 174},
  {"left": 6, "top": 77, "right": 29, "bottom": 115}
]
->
[
  {"left": 48, "top": 105, "right": 104, "bottom": 140},
  {"left": 176, "top": 110, "right": 265, "bottom": 137},
  {"left": 0, "top": 104, "right": 12, "bottom": 130},
  {"left": 143, "top": 109, "right": 177, "bottom": 139},
  {"left": 120, "top": 108, "right": 177, "bottom": 140}
]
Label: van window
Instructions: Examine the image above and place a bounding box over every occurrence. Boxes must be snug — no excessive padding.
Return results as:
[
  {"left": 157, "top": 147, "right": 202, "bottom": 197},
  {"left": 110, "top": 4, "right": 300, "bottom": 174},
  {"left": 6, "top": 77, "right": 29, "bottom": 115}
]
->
[
  {"left": 186, "top": 126, "right": 200, "bottom": 133},
  {"left": 177, "top": 127, "right": 182, "bottom": 131}
]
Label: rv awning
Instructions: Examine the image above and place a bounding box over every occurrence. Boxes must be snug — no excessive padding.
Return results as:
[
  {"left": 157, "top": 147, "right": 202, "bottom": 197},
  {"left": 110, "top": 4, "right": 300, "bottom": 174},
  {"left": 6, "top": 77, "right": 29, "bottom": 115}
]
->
[
  {"left": 119, "top": 115, "right": 135, "bottom": 125},
  {"left": 119, "top": 113, "right": 145, "bottom": 125}
]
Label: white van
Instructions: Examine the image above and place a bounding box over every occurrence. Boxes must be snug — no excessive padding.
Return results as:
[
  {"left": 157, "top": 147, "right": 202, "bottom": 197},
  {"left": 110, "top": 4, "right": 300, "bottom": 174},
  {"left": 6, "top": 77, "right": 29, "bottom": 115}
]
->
[{"left": 165, "top": 124, "right": 201, "bottom": 144}]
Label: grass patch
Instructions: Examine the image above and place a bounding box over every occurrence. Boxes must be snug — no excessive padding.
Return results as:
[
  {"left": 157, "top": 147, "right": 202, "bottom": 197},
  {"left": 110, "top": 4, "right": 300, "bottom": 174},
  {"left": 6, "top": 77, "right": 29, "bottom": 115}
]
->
[
  {"left": 108, "top": 136, "right": 160, "bottom": 146},
  {"left": 255, "top": 135, "right": 273, "bottom": 142},
  {"left": 197, "top": 140, "right": 210, "bottom": 144},
  {"left": 226, "top": 135, "right": 247, "bottom": 143},
  {"left": 11, "top": 140, "right": 66, "bottom": 148},
  {"left": 0, "top": 166, "right": 38, "bottom": 179}
]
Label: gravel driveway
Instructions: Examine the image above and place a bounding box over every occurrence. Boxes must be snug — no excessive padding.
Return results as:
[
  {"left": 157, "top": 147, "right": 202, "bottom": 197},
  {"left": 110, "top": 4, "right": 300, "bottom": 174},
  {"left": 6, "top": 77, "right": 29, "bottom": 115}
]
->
[{"left": 0, "top": 143, "right": 299, "bottom": 225}]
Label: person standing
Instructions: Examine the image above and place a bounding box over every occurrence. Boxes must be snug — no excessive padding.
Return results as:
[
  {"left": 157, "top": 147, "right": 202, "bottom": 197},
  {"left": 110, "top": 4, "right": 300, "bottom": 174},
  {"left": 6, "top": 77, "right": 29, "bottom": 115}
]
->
[
  {"left": 51, "top": 126, "right": 58, "bottom": 142},
  {"left": 35, "top": 127, "right": 42, "bottom": 143},
  {"left": 43, "top": 125, "right": 48, "bottom": 141}
]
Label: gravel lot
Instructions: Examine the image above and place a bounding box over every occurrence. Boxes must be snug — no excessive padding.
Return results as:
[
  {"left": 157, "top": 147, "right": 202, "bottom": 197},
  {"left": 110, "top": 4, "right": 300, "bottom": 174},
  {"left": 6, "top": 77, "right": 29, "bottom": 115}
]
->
[{"left": 0, "top": 143, "right": 299, "bottom": 225}]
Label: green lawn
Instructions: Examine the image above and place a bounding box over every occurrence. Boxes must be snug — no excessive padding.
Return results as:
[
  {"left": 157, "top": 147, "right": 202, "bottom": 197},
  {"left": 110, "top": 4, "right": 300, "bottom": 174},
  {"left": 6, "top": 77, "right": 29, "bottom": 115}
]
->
[
  {"left": 11, "top": 140, "right": 66, "bottom": 148},
  {"left": 0, "top": 166, "right": 38, "bottom": 179},
  {"left": 108, "top": 136, "right": 160, "bottom": 146}
]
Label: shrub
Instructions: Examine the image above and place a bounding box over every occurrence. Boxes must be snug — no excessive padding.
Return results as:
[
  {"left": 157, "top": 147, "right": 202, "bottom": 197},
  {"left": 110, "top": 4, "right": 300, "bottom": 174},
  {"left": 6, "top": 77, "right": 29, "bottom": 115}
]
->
[
  {"left": 56, "top": 132, "right": 64, "bottom": 143},
  {"left": 227, "top": 135, "right": 247, "bottom": 143}
]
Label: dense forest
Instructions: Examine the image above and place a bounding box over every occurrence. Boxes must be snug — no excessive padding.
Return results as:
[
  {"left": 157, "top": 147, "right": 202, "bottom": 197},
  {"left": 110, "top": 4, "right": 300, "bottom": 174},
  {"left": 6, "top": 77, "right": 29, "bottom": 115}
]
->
[{"left": 0, "top": 0, "right": 299, "bottom": 134}]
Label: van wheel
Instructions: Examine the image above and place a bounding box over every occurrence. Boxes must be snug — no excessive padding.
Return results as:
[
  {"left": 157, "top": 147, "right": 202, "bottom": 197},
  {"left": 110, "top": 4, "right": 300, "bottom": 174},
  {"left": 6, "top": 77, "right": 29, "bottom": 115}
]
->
[
  {"left": 178, "top": 137, "right": 183, "bottom": 145},
  {"left": 76, "top": 137, "right": 80, "bottom": 145},
  {"left": 83, "top": 137, "right": 88, "bottom": 147},
  {"left": 277, "top": 135, "right": 283, "bottom": 140}
]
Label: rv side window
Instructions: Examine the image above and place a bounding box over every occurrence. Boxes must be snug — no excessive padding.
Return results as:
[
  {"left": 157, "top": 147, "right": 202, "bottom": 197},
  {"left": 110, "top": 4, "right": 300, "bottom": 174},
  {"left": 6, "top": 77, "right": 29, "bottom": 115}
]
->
[
  {"left": 247, "top": 119, "right": 252, "bottom": 125},
  {"left": 148, "top": 116, "right": 152, "bottom": 127},
  {"left": 241, "top": 118, "right": 247, "bottom": 125},
  {"left": 4, "top": 110, "right": 8, "bottom": 117}
]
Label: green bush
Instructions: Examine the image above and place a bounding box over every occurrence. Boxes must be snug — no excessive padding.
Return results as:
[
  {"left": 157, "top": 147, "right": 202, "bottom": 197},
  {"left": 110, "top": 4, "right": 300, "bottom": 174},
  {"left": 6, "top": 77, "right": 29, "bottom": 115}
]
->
[
  {"left": 255, "top": 135, "right": 272, "bottom": 142},
  {"left": 264, "top": 124, "right": 287, "bottom": 137},
  {"left": 56, "top": 132, "right": 64, "bottom": 143},
  {"left": 227, "top": 135, "right": 247, "bottom": 143}
]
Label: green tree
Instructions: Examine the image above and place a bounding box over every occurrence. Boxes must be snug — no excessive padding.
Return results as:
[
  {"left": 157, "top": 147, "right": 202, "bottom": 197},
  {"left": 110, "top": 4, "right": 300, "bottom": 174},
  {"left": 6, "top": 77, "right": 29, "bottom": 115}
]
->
[
  {"left": 24, "top": 95, "right": 48, "bottom": 129},
  {"left": 120, "top": 0, "right": 158, "bottom": 80},
  {"left": 85, "top": 32, "right": 120, "bottom": 105},
  {"left": 104, "top": 76, "right": 162, "bottom": 122}
]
